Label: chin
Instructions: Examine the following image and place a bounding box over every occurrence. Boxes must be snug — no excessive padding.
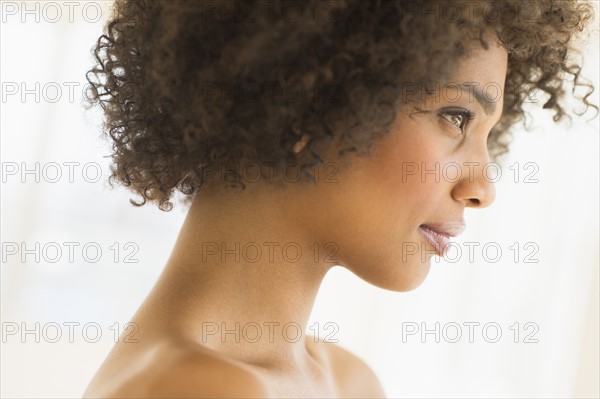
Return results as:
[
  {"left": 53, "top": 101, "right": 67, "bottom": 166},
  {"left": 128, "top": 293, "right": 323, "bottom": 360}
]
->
[{"left": 345, "top": 254, "right": 433, "bottom": 292}]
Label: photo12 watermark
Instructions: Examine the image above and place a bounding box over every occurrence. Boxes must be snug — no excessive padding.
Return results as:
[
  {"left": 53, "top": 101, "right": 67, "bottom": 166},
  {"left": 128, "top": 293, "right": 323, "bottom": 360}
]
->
[
  {"left": 400, "top": 321, "right": 540, "bottom": 344},
  {"left": 2, "top": 162, "right": 104, "bottom": 184},
  {"left": 1, "top": 1, "right": 107, "bottom": 24},
  {"left": 199, "top": 241, "right": 339, "bottom": 264},
  {"left": 1, "top": 321, "right": 140, "bottom": 344},
  {"left": 402, "top": 240, "right": 540, "bottom": 264},
  {"left": 1, "top": 241, "right": 140, "bottom": 264},
  {"left": 398, "top": 161, "right": 540, "bottom": 184},
  {"left": 200, "top": 321, "right": 340, "bottom": 344}
]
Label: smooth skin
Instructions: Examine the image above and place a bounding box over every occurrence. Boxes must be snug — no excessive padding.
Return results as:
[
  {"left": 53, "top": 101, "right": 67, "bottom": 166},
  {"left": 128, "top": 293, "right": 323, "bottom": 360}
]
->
[{"left": 84, "top": 34, "right": 507, "bottom": 398}]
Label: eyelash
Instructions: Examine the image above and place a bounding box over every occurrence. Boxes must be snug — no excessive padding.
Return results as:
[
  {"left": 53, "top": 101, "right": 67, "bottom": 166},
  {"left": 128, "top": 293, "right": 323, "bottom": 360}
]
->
[{"left": 439, "top": 108, "right": 476, "bottom": 136}]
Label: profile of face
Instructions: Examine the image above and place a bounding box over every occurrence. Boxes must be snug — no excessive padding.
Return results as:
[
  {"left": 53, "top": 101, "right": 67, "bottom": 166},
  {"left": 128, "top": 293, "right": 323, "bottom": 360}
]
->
[{"left": 284, "top": 35, "right": 508, "bottom": 292}]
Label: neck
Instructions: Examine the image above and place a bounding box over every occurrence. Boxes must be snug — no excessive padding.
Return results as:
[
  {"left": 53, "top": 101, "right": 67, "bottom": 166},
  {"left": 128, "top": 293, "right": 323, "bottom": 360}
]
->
[{"left": 140, "top": 182, "right": 334, "bottom": 371}]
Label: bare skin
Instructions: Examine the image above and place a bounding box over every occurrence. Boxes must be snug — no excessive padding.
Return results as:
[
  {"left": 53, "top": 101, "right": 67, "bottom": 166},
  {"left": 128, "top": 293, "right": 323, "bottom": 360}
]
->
[{"left": 83, "top": 35, "right": 507, "bottom": 398}]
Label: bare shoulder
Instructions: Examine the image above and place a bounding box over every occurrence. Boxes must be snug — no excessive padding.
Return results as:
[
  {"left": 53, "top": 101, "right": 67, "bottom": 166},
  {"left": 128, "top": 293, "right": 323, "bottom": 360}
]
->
[
  {"left": 307, "top": 338, "right": 387, "bottom": 398},
  {"left": 96, "top": 343, "right": 270, "bottom": 398}
]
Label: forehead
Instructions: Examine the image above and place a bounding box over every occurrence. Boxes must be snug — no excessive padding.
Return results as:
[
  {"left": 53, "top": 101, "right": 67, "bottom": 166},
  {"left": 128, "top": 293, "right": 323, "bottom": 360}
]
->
[
  {"left": 439, "top": 38, "right": 509, "bottom": 118},
  {"left": 398, "top": 31, "right": 509, "bottom": 113},
  {"left": 453, "top": 41, "right": 508, "bottom": 88}
]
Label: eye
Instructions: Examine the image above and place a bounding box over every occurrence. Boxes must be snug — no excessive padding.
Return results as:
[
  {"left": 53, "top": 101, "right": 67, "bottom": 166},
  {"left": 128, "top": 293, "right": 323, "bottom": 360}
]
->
[{"left": 439, "top": 108, "right": 476, "bottom": 133}]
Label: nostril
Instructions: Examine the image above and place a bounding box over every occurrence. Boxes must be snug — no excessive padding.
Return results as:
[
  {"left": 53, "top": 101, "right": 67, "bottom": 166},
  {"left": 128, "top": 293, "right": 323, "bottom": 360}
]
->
[{"left": 470, "top": 198, "right": 481, "bottom": 207}]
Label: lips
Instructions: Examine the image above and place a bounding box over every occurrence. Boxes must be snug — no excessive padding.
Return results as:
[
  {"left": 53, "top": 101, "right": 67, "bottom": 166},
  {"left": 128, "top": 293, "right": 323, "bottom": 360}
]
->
[{"left": 418, "top": 222, "right": 466, "bottom": 257}]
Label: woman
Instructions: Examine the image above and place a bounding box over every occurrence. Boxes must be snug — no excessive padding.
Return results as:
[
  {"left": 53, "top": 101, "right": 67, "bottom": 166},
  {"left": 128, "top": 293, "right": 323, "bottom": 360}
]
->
[{"left": 83, "top": 0, "right": 596, "bottom": 397}]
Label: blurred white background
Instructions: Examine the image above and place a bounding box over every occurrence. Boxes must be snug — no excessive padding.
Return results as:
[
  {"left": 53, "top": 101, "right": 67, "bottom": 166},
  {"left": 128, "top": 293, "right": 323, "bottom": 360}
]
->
[{"left": 1, "top": 1, "right": 598, "bottom": 398}]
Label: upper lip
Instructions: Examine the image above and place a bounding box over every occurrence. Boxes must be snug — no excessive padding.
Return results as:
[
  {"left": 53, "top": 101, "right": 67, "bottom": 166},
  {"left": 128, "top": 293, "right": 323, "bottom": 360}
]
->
[{"left": 420, "top": 222, "right": 466, "bottom": 237}]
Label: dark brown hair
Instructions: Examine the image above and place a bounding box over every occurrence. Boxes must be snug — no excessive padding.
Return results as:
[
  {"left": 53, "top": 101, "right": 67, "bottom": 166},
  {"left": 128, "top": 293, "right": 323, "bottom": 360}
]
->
[{"left": 85, "top": 0, "right": 596, "bottom": 211}]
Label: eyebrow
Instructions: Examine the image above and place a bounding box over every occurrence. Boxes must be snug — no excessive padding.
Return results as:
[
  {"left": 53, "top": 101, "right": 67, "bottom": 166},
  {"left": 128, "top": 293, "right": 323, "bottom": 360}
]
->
[{"left": 461, "top": 83, "right": 498, "bottom": 116}]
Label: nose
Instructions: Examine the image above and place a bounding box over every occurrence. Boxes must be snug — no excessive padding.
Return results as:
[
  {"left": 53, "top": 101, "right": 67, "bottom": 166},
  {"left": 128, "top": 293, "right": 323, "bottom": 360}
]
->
[{"left": 451, "top": 158, "right": 497, "bottom": 209}]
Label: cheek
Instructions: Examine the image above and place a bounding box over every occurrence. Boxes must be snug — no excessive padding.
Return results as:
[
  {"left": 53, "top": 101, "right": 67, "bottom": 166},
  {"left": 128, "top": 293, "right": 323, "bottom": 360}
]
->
[
  {"left": 319, "top": 130, "right": 450, "bottom": 291},
  {"left": 376, "top": 131, "right": 451, "bottom": 222}
]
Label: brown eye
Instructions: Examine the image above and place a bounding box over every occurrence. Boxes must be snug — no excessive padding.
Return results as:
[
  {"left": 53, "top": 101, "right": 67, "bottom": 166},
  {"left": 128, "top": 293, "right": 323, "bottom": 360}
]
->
[
  {"left": 444, "top": 113, "right": 466, "bottom": 128},
  {"left": 440, "top": 109, "right": 475, "bottom": 131}
]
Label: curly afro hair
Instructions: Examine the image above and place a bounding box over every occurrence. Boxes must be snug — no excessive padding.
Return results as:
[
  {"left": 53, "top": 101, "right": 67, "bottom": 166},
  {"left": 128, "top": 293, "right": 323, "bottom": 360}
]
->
[{"left": 85, "top": 0, "right": 596, "bottom": 211}]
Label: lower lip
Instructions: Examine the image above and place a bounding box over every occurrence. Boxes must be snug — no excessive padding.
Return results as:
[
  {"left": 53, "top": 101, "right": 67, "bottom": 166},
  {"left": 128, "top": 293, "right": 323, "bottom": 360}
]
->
[{"left": 418, "top": 226, "right": 451, "bottom": 257}]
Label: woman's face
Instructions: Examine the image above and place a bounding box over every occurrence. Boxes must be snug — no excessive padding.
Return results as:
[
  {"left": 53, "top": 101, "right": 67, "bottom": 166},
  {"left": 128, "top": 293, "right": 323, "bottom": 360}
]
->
[{"left": 293, "top": 37, "right": 508, "bottom": 291}]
